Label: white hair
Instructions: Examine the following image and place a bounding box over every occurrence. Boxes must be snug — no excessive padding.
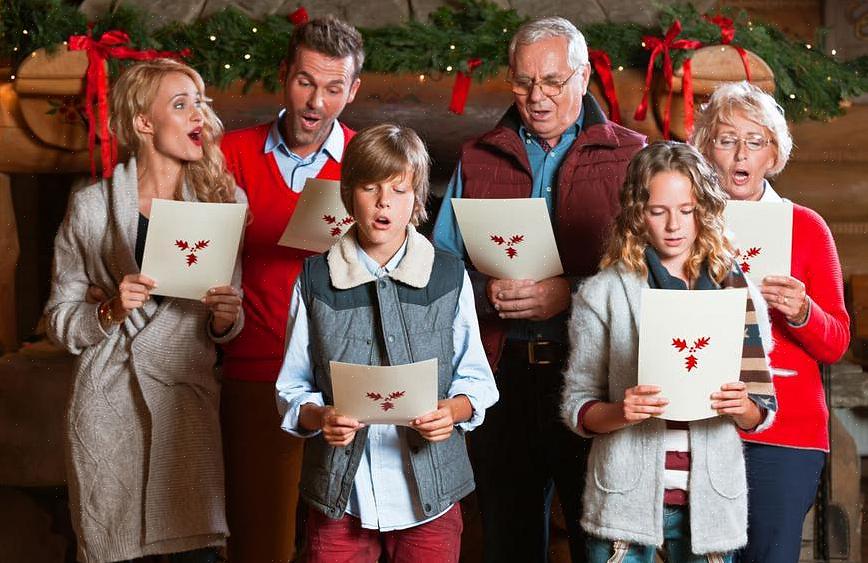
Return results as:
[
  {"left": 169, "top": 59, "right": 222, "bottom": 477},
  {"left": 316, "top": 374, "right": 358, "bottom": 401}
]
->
[
  {"left": 692, "top": 81, "right": 793, "bottom": 176},
  {"left": 508, "top": 16, "right": 589, "bottom": 71}
]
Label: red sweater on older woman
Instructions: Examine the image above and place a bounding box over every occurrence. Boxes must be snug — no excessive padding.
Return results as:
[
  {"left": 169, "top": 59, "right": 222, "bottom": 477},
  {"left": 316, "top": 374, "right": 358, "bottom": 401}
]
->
[{"left": 739, "top": 203, "right": 850, "bottom": 452}]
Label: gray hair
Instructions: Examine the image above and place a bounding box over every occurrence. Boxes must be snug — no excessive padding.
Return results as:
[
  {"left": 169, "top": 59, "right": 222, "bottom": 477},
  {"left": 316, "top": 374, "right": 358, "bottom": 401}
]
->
[
  {"left": 508, "top": 16, "right": 589, "bottom": 71},
  {"left": 692, "top": 81, "right": 792, "bottom": 176}
]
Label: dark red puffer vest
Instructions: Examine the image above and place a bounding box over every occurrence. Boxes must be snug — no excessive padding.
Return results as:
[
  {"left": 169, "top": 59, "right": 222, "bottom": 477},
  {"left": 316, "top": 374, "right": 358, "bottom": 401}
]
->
[{"left": 459, "top": 95, "right": 646, "bottom": 369}]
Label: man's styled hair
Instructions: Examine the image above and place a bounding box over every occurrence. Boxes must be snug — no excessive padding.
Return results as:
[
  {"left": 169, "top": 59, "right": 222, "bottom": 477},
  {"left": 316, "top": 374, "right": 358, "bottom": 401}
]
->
[
  {"left": 508, "top": 16, "right": 589, "bottom": 70},
  {"left": 340, "top": 124, "right": 431, "bottom": 226},
  {"left": 285, "top": 15, "right": 365, "bottom": 78}
]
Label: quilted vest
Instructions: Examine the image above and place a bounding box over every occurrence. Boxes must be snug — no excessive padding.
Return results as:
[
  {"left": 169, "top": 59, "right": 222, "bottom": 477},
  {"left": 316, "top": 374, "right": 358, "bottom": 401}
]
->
[{"left": 296, "top": 245, "right": 474, "bottom": 519}]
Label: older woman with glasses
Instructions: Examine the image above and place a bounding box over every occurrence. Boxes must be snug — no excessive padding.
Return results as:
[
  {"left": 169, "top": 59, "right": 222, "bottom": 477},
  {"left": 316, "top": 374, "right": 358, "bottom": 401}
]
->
[{"left": 692, "top": 81, "right": 850, "bottom": 563}]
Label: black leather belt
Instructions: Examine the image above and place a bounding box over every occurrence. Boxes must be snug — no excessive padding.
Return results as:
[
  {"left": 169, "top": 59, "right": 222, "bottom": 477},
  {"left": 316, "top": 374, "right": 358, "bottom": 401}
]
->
[{"left": 502, "top": 339, "right": 566, "bottom": 366}]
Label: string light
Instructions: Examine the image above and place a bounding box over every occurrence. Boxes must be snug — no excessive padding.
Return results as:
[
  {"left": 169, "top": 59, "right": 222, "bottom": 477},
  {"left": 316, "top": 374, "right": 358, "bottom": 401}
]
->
[
  {"left": 831, "top": 49, "right": 837, "bottom": 56},
  {"left": 251, "top": 27, "right": 258, "bottom": 33},
  {"left": 641, "top": 41, "right": 646, "bottom": 48},
  {"left": 789, "top": 93, "right": 796, "bottom": 99},
  {"left": 450, "top": 44, "right": 455, "bottom": 50},
  {"left": 210, "top": 35, "right": 217, "bottom": 41},
  {"left": 22, "top": 29, "right": 28, "bottom": 35},
  {"left": 418, "top": 74, "right": 425, "bottom": 81},
  {"left": 827, "top": 76, "right": 832, "bottom": 81},
  {"left": 10, "top": 75, "right": 15, "bottom": 80},
  {"left": 617, "top": 65, "right": 624, "bottom": 71},
  {"left": 502, "top": 28, "right": 507, "bottom": 33},
  {"left": 12, "top": 47, "right": 18, "bottom": 52},
  {"left": 224, "top": 63, "right": 231, "bottom": 69},
  {"left": 805, "top": 43, "right": 812, "bottom": 49},
  {"left": 446, "top": 65, "right": 453, "bottom": 72}
]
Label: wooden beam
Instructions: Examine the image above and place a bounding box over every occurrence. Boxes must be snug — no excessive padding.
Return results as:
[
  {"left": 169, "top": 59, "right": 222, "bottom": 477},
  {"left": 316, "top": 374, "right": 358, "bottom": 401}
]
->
[{"left": 0, "top": 173, "right": 19, "bottom": 353}]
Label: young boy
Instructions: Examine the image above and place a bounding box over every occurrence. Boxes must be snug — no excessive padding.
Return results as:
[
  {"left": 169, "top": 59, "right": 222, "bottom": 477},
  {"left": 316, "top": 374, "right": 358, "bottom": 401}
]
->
[{"left": 275, "top": 123, "right": 498, "bottom": 562}]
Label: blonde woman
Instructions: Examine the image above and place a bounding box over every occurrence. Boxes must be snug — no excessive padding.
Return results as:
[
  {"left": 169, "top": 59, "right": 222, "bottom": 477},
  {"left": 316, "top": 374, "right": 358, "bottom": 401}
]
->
[
  {"left": 561, "top": 142, "right": 775, "bottom": 562},
  {"left": 46, "top": 59, "right": 243, "bottom": 563},
  {"left": 692, "top": 82, "right": 850, "bottom": 563}
]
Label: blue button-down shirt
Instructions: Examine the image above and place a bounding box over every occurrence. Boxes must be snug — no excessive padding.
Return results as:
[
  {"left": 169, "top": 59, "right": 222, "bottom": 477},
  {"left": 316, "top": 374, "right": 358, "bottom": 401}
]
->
[
  {"left": 432, "top": 115, "right": 584, "bottom": 342},
  {"left": 265, "top": 109, "right": 345, "bottom": 192},
  {"left": 276, "top": 238, "right": 498, "bottom": 531}
]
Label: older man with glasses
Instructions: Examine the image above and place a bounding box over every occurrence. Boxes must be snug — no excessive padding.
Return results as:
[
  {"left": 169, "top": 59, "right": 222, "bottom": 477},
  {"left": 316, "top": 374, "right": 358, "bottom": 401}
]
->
[{"left": 433, "top": 15, "right": 646, "bottom": 563}]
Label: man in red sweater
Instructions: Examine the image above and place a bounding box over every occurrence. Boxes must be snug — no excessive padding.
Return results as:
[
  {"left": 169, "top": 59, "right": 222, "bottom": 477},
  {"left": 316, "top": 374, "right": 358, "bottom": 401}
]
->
[{"left": 220, "top": 16, "right": 362, "bottom": 563}]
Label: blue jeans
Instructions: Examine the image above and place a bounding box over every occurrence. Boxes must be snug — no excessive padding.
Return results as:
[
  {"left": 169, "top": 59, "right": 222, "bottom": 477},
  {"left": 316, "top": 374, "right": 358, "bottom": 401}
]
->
[
  {"left": 737, "top": 443, "right": 825, "bottom": 563},
  {"left": 587, "top": 506, "right": 733, "bottom": 563}
]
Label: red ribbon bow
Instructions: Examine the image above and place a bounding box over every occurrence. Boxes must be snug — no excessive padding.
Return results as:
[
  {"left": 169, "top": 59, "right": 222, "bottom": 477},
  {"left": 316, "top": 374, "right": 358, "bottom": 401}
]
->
[
  {"left": 704, "top": 15, "right": 752, "bottom": 82},
  {"left": 69, "top": 27, "right": 189, "bottom": 178},
  {"left": 633, "top": 20, "right": 702, "bottom": 139},
  {"left": 589, "top": 49, "right": 621, "bottom": 125},
  {"left": 448, "top": 58, "right": 483, "bottom": 115},
  {"left": 289, "top": 7, "right": 309, "bottom": 25}
]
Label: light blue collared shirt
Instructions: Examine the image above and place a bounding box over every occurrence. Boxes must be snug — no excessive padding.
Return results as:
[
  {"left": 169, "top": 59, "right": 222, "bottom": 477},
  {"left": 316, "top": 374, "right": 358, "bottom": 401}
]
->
[
  {"left": 264, "top": 109, "right": 345, "bottom": 192},
  {"left": 432, "top": 116, "right": 584, "bottom": 343},
  {"left": 275, "top": 237, "right": 498, "bottom": 531}
]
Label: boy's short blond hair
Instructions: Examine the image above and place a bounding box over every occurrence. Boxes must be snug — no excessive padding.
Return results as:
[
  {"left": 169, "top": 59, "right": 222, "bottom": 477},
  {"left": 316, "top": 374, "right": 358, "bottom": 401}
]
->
[{"left": 340, "top": 124, "right": 431, "bottom": 226}]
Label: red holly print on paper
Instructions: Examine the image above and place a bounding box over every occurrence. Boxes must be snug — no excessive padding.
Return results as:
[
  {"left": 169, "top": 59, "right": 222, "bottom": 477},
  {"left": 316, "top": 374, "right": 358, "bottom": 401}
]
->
[
  {"left": 735, "top": 247, "right": 761, "bottom": 273},
  {"left": 366, "top": 390, "right": 406, "bottom": 412},
  {"left": 490, "top": 234, "right": 525, "bottom": 259},
  {"left": 671, "top": 336, "right": 711, "bottom": 372},
  {"left": 175, "top": 239, "right": 210, "bottom": 267},
  {"left": 323, "top": 214, "right": 355, "bottom": 237}
]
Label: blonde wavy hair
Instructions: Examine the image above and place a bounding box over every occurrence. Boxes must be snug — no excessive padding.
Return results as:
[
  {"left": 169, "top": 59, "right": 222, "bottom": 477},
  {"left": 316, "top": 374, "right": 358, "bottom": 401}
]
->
[
  {"left": 109, "top": 58, "right": 235, "bottom": 203},
  {"left": 601, "top": 142, "right": 735, "bottom": 283}
]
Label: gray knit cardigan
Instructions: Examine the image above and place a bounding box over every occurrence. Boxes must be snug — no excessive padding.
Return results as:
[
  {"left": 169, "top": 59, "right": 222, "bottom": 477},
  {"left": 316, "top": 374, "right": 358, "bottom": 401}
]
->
[
  {"left": 45, "top": 159, "right": 244, "bottom": 563},
  {"left": 561, "top": 265, "right": 773, "bottom": 555}
]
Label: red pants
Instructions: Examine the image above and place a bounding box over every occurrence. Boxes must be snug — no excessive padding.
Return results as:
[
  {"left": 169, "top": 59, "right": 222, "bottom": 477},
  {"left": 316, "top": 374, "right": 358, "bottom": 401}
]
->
[{"left": 302, "top": 503, "right": 463, "bottom": 563}]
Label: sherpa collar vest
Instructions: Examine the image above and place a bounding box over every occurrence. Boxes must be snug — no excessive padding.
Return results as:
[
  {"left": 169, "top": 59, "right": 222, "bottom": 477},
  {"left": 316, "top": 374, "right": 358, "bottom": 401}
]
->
[{"left": 297, "top": 226, "right": 475, "bottom": 520}]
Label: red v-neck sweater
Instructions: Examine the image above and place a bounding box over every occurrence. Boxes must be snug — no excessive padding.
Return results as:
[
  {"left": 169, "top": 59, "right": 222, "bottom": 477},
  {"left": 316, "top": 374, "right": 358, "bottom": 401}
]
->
[
  {"left": 220, "top": 121, "right": 355, "bottom": 381},
  {"left": 739, "top": 204, "right": 850, "bottom": 451}
]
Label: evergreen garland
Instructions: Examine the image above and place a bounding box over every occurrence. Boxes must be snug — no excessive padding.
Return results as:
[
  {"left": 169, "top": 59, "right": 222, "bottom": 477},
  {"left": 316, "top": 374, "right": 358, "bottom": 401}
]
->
[{"left": 1, "top": 0, "right": 864, "bottom": 122}]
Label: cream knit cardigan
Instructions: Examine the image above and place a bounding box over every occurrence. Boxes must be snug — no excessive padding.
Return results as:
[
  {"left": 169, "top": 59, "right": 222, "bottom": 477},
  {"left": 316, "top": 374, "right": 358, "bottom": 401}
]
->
[{"left": 46, "top": 159, "right": 244, "bottom": 563}]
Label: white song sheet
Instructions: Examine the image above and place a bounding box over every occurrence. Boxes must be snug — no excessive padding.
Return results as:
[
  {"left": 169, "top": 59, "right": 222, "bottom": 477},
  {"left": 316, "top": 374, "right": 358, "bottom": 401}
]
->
[
  {"left": 724, "top": 200, "right": 793, "bottom": 284},
  {"left": 451, "top": 198, "right": 563, "bottom": 281},
  {"left": 278, "top": 178, "right": 354, "bottom": 252},
  {"left": 330, "top": 358, "right": 438, "bottom": 425},
  {"left": 141, "top": 199, "right": 247, "bottom": 300},
  {"left": 638, "top": 288, "right": 748, "bottom": 421}
]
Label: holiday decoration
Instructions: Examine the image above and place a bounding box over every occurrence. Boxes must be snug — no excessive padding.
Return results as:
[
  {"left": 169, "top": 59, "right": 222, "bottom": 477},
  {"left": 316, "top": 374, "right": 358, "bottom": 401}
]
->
[
  {"left": 68, "top": 28, "right": 188, "bottom": 177},
  {"left": 448, "top": 57, "right": 483, "bottom": 115},
  {"left": 489, "top": 234, "right": 525, "bottom": 259},
  {"left": 736, "top": 247, "right": 762, "bottom": 273},
  {"left": 633, "top": 20, "right": 702, "bottom": 139},
  {"left": 0, "top": 0, "right": 865, "bottom": 146},
  {"left": 366, "top": 390, "right": 406, "bottom": 412},
  {"left": 174, "top": 239, "right": 211, "bottom": 267},
  {"left": 671, "top": 336, "right": 711, "bottom": 372},
  {"left": 322, "top": 214, "right": 355, "bottom": 238}
]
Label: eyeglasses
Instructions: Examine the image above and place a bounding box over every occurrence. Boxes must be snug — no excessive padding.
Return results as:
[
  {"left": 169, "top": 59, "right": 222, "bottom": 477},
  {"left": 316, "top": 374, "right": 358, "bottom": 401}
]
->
[
  {"left": 713, "top": 134, "right": 773, "bottom": 151},
  {"left": 507, "top": 68, "right": 577, "bottom": 97}
]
